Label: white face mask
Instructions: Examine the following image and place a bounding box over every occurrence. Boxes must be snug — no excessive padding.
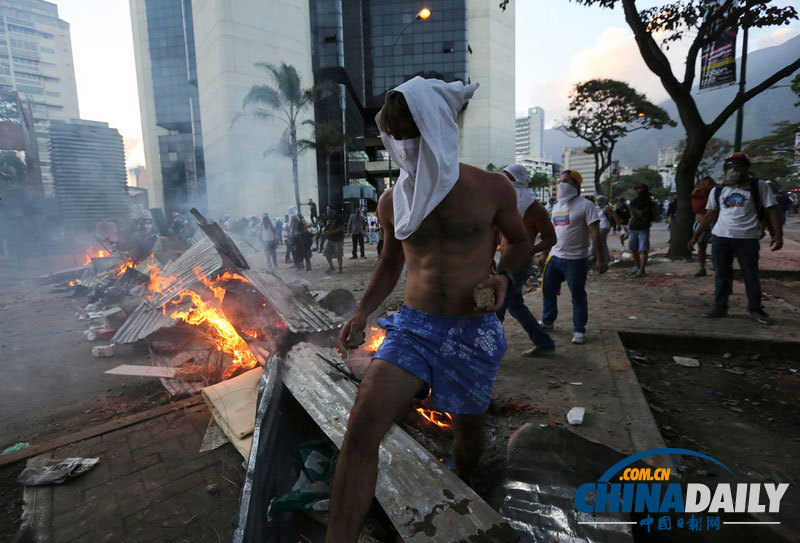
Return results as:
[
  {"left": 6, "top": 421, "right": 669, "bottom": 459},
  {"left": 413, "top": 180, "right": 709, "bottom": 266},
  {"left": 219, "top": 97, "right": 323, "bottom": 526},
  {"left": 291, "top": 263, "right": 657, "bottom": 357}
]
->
[
  {"left": 393, "top": 137, "right": 420, "bottom": 176},
  {"left": 558, "top": 181, "right": 578, "bottom": 201}
]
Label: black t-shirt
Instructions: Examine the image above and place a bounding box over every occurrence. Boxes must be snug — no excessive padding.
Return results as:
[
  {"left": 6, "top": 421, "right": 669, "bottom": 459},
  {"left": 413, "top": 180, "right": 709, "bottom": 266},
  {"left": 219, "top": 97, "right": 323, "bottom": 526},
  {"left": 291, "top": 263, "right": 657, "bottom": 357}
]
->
[
  {"left": 616, "top": 204, "right": 631, "bottom": 224},
  {"left": 629, "top": 196, "right": 657, "bottom": 230},
  {"left": 325, "top": 214, "right": 345, "bottom": 242}
]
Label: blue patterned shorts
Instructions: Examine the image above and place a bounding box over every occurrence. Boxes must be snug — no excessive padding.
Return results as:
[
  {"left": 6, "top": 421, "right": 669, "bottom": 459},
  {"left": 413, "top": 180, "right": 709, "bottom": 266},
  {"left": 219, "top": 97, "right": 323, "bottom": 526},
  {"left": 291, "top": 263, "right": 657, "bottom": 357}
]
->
[{"left": 374, "top": 305, "right": 507, "bottom": 415}]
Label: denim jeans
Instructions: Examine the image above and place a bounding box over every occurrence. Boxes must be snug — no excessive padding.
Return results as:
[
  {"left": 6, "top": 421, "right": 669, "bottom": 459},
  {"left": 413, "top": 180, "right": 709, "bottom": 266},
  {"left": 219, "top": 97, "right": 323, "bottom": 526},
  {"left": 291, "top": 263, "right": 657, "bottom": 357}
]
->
[
  {"left": 711, "top": 236, "right": 763, "bottom": 312},
  {"left": 497, "top": 260, "right": 555, "bottom": 349},
  {"left": 541, "top": 256, "right": 590, "bottom": 333},
  {"left": 589, "top": 228, "right": 612, "bottom": 263}
]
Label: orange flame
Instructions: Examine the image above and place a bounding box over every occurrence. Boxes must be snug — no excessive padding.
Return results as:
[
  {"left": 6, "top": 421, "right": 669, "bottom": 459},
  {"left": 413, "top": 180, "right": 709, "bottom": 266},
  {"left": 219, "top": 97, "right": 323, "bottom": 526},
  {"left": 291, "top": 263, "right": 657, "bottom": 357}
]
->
[
  {"left": 69, "top": 279, "right": 81, "bottom": 286},
  {"left": 83, "top": 246, "right": 108, "bottom": 265},
  {"left": 146, "top": 256, "right": 178, "bottom": 299},
  {"left": 416, "top": 408, "right": 453, "bottom": 429},
  {"left": 366, "top": 327, "right": 385, "bottom": 351},
  {"left": 116, "top": 257, "right": 137, "bottom": 277}
]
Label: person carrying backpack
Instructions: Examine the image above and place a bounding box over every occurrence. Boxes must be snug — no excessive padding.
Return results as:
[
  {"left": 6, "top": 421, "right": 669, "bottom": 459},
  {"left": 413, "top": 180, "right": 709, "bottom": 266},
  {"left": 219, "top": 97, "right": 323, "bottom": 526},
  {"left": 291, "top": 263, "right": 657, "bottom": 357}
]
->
[
  {"left": 690, "top": 176, "right": 717, "bottom": 277},
  {"left": 689, "top": 152, "right": 783, "bottom": 324},
  {"left": 628, "top": 184, "right": 660, "bottom": 277}
]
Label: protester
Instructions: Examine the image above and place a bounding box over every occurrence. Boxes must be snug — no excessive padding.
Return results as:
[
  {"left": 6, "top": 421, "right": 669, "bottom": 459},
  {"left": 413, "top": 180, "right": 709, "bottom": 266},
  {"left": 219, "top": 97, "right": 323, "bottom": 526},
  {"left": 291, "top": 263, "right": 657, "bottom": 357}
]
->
[
  {"left": 375, "top": 217, "right": 384, "bottom": 257},
  {"left": 367, "top": 213, "right": 379, "bottom": 244},
  {"left": 689, "top": 152, "right": 783, "bottom": 324},
  {"left": 328, "top": 78, "right": 529, "bottom": 543},
  {"left": 259, "top": 213, "right": 278, "bottom": 271},
  {"left": 690, "top": 176, "right": 716, "bottom": 277},
  {"left": 307, "top": 198, "right": 318, "bottom": 225},
  {"left": 666, "top": 195, "right": 677, "bottom": 243},
  {"left": 496, "top": 164, "right": 557, "bottom": 356},
  {"left": 615, "top": 197, "right": 631, "bottom": 249},
  {"left": 590, "top": 194, "right": 618, "bottom": 264},
  {"left": 538, "top": 170, "right": 607, "bottom": 345},
  {"left": 628, "top": 184, "right": 659, "bottom": 277},
  {"left": 347, "top": 208, "right": 367, "bottom": 259},
  {"left": 322, "top": 206, "right": 345, "bottom": 273},
  {"left": 775, "top": 187, "right": 790, "bottom": 225},
  {"left": 274, "top": 217, "right": 283, "bottom": 245},
  {"left": 285, "top": 214, "right": 300, "bottom": 265},
  {"left": 293, "top": 220, "right": 313, "bottom": 271}
]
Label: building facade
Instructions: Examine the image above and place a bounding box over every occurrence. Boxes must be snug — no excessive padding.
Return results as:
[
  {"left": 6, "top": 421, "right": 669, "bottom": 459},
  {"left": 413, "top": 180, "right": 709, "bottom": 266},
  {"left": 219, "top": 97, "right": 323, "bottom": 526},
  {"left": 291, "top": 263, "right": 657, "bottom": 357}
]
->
[
  {"left": 49, "top": 119, "right": 129, "bottom": 229},
  {"left": 0, "top": 0, "right": 80, "bottom": 197},
  {"left": 561, "top": 146, "right": 607, "bottom": 197},
  {"left": 129, "top": 0, "right": 206, "bottom": 214},
  {"left": 515, "top": 106, "right": 543, "bottom": 157}
]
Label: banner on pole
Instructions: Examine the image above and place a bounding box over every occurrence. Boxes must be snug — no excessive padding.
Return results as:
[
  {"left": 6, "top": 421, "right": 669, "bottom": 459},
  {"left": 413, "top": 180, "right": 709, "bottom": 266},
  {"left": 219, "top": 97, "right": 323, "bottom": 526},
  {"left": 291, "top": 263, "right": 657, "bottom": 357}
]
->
[{"left": 699, "top": 1, "right": 738, "bottom": 92}]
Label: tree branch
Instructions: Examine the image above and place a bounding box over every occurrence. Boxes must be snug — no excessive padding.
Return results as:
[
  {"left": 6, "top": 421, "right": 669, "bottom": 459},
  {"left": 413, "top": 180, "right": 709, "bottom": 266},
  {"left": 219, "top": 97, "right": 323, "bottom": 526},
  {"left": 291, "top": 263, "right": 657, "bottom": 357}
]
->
[{"left": 709, "top": 55, "right": 800, "bottom": 135}]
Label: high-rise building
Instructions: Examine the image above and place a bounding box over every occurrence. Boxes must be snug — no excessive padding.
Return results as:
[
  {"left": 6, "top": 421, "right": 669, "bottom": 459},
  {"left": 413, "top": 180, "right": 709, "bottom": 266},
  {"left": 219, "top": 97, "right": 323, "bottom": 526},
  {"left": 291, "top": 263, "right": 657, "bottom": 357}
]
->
[
  {"left": 129, "top": 0, "right": 206, "bottom": 214},
  {"left": 49, "top": 119, "right": 130, "bottom": 229},
  {"left": 561, "top": 146, "right": 606, "bottom": 196},
  {"left": 0, "top": 0, "right": 80, "bottom": 197},
  {"left": 515, "top": 106, "right": 544, "bottom": 157}
]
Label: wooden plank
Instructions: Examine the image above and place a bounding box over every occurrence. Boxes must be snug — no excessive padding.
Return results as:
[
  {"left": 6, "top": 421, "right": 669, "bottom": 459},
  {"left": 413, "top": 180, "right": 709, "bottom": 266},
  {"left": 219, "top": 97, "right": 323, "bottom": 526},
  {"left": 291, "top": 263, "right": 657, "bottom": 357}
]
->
[
  {"left": 105, "top": 365, "right": 178, "bottom": 378},
  {"left": 0, "top": 396, "right": 204, "bottom": 467},
  {"left": 282, "top": 343, "right": 515, "bottom": 543}
]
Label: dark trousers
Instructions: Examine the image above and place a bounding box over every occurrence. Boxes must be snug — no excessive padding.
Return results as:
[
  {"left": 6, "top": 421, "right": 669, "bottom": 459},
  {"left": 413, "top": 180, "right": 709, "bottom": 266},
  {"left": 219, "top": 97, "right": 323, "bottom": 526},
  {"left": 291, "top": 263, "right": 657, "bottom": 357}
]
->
[
  {"left": 263, "top": 241, "right": 277, "bottom": 270},
  {"left": 352, "top": 233, "right": 365, "bottom": 257},
  {"left": 711, "top": 236, "right": 762, "bottom": 312},
  {"left": 542, "top": 256, "right": 590, "bottom": 333},
  {"left": 497, "top": 261, "right": 555, "bottom": 349}
]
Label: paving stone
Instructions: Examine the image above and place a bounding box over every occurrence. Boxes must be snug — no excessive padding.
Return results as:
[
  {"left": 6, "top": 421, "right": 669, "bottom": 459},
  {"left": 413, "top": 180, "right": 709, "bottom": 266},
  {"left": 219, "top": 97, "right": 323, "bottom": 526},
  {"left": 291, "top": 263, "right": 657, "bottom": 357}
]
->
[
  {"left": 146, "top": 471, "right": 205, "bottom": 505},
  {"left": 106, "top": 452, "right": 161, "bottom": 480},
  {"left": 114, "top": 479, "right": 150, "bottom": 518},
  {"left": 82, "top": 471, "right": 142, "bottom": 503},
  {"left": 52, "top": 516, "right": 90, "bottom": 543}
]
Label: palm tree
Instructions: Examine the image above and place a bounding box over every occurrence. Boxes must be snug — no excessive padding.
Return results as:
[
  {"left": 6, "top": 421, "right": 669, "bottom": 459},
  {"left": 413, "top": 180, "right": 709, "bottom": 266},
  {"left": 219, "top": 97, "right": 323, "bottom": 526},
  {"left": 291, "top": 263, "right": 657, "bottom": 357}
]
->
[
  {"left": 298, "top": 120, "right": 350, "bottom": 208},
  {"left": 242, "top": 63, "right": 330, "bottom": 210}
]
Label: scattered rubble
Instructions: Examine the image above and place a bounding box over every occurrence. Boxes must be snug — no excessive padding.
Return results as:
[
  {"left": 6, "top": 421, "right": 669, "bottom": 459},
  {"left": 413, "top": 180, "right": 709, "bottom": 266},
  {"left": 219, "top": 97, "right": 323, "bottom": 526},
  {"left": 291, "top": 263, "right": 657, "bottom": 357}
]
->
[
  {"left": 567, "top": 407, "right": 585, "bottom": 425},
  {"left": 673, "top": 356, "right": 700, "bottom": 368}
]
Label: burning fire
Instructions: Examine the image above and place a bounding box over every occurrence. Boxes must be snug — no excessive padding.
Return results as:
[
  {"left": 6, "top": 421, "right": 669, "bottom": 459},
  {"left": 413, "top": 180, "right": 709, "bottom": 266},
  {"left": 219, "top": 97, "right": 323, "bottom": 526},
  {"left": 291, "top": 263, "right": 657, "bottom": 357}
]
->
[
  {"left": 161, "top": 266, "right": 259, "bottom": 378},
  {"left": 116, "top": 257, "right": 137, "bottom": 277},
  {"left": 68, "top": 279, "right": 81, "bottom": 286},
  {"left": 366, "top": 327, "right": 385, "bottom": 351},
  {"left": 146, "top": 257, "right": 179, "bottom": 299},
  {"left": 83, "top": 246, "right": 108, "bottom": 265},
  {"left": 416, "top": 408, "right": 453, "bottom": 429}
]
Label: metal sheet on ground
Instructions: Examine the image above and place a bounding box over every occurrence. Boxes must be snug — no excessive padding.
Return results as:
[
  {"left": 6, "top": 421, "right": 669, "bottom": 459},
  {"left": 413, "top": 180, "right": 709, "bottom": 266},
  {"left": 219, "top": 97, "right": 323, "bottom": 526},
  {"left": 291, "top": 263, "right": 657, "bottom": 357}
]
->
[
  {"left": 105, "top": 364, "right": 178, "bottom": 378},
  {"left": 282, "top": 342, "right": 515, "bottom": 543}
]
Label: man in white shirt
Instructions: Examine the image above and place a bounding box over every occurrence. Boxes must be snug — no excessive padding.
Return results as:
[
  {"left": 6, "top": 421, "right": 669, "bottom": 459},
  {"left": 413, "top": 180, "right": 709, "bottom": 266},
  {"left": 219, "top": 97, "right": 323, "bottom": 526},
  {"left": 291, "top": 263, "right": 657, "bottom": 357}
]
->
[
  {"left": 367, "top": 213, "right": 379, "bottom": 244},
  {"left": 538, "top": 170, "right": 608, "bottom": 344},
  {"left": 689, "top": 152, "right": 783, "bottom": 324}
]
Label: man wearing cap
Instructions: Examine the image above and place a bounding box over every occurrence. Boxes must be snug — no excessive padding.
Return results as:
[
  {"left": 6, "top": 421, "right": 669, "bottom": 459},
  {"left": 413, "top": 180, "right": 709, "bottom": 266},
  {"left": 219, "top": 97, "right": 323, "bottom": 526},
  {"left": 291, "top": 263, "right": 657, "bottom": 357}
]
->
[
  {"left": 628, "top": 184, "right": 660, "bottom": 277},
  {"left": 497, "top": 164, "right": 557, "bottom": 356},
  {"left": 538, "top": 170, "right": 608, "bottom": 345},
  {"left": 690, "top": 152, "right": 783, "bottom": 324},
  {"left": 329, "top": 77, "right": 527, "bottom": 543}
]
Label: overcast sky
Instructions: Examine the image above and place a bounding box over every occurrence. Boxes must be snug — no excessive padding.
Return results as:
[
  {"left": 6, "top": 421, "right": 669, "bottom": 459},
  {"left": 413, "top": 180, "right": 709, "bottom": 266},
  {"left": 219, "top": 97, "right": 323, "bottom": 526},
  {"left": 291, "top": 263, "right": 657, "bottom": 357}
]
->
[{"left": 55, "top": 1, "right": 800, "bottom": 169}]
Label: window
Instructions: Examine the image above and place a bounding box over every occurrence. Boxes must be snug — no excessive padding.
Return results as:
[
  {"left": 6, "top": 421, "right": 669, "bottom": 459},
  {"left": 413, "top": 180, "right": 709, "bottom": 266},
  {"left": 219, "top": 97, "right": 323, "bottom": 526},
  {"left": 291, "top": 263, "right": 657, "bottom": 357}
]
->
[
  {"left": 8, "top": 24, "right": 36, "bottom": 36},
  {"left": 46, "top": 91, "right": 60, "bottom": 97},
  {"left": 10, "top": 38, "right": 36, "bottom": 51},
  {"left": 40, "top": 47, "right": 55, "bottom": 54}
]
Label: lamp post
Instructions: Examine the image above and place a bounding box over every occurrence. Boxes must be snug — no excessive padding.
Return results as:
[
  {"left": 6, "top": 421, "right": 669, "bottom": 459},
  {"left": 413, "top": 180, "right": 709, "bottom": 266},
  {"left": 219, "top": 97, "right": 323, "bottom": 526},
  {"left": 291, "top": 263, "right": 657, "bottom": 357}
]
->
[{"left": 390, "top": 8, "right": 431, "bottom": 56}]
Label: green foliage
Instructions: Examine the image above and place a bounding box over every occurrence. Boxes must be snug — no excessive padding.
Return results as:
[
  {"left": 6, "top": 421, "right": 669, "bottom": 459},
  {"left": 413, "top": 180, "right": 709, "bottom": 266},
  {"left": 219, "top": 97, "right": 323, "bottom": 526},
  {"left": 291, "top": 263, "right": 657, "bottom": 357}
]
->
[
  {"left": 613, "top": 167, "right": 665, "bottom": 199},
  {"left": 743, "top": 121, "right": 800, "bottom": 186},
  {"left": 529, "top": 172, "right": 552, "bottom": 189},
  {"left": 298, "top": 120, "right": 351, "bottom": 155},
  {"left": 559, "top": 78, "right": 674, "bottom": 194},
  {"left": 486, "top": 163, "right": 498, "bottom": 172},
  {"left": 0, "top": 151, "right": 27, "bottom": 185},
  {"left": 792, "top": 73, "right": 800, "bottom": 107}
]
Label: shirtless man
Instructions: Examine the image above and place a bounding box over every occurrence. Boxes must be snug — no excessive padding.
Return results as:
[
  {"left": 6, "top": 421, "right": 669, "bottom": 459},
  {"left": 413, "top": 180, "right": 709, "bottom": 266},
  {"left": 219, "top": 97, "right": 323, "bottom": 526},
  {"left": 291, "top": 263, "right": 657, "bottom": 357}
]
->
[
  {"left": 496, "top": 164, "right": 557, "bottom": 356},
  {"left": 327, "top": 78, "right": 530, "bottom": 543}
]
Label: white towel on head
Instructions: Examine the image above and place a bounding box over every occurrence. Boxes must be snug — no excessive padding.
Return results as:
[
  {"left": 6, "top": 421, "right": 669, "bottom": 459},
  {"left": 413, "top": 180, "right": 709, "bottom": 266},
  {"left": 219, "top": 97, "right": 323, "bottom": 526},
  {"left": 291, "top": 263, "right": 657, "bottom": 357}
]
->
[
  {"left": 503, "top": 164, "right": 538, "bottom": 217},
  {"left": 377, "top": 76, "right": 479, "bottom": 240}
]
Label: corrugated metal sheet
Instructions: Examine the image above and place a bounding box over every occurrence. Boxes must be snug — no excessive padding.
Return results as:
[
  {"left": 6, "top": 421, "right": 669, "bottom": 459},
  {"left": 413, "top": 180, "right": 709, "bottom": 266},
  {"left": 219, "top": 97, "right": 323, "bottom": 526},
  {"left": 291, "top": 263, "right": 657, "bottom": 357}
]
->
[
  {"left": 241, "top": 269, "right": 342, "bottom": 333},
  {"left": 112, "top": 230, "right": 340, "bottom": 344}
]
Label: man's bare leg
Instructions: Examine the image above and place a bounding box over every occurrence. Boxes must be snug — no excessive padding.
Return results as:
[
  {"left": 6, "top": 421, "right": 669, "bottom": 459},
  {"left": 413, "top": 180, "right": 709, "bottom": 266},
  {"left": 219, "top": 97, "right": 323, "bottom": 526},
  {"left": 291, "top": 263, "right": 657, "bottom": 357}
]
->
[
  {"left": 632, "top": 250, "right": 640, "bottom": 270},
  {"left": 451, "top": 413, "right": 484, "bottom": 484},
  {"left": 337, "top": 256, "right": 343, "bottom": 273},
  {"left": 326, "top": 360, "right": 425, "bottom": 543}
]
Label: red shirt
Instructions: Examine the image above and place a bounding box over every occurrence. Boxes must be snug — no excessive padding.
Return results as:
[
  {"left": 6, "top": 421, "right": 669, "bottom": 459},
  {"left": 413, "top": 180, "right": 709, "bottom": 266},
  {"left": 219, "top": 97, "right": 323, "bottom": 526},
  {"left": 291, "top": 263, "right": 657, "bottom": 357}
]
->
[{"left": 691, "top": 179, "right": 716, "bottom": 215}]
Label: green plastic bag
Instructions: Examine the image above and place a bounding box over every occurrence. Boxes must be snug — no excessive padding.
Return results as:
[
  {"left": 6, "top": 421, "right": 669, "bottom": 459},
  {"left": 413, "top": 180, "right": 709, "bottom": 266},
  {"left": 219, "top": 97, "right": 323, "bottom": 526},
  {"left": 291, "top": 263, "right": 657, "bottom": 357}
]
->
[{"left": 268, "top": 441, "right": 337, "bottom": 514}]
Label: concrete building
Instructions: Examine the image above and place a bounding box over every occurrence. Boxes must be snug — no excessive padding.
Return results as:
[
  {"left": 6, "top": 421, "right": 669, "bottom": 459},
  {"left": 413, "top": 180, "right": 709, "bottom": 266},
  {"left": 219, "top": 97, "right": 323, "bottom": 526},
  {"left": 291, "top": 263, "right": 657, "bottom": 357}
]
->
[
  {"left": 129, "top": 0, "right": 206, "bottom": 214},
  {"left": 49, "top": 120, "right": 129, "bottom": 229},
  {"left": 0, "top": 0, "right": 80, "bottom": 197},
  {"left": 515, "top": 106, "right": 543, "bottom": 157},
  {"left": 561, "top": 146, "right": 608, "bottom": 197},
  {"left": 458, "top": 0, "right": 515, "bottom": 170},
  {"left": 657, "top": 145, "right": 680, "bottom": 168}
]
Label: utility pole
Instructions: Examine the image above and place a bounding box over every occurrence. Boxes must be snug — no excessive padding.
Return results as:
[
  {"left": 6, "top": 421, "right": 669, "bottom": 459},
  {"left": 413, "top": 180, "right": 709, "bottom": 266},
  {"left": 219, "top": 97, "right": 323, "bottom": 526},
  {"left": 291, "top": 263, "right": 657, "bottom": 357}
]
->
[{"left": 733, "top": 26, "right": 749, "bottom": 151}]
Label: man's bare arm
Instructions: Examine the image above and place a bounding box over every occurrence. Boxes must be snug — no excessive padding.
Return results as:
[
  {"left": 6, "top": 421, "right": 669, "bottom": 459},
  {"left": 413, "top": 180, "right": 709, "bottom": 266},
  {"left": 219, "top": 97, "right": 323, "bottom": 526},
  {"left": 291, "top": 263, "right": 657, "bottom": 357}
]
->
[
  {"left": 529, "top": 201, "right": 556, "bottom": 254},
  {"left": 340, "top": 192, "right": 405, "bottom": 347},
  {"left": 767, "top": 206, "right": 783, "bottom": 251},
  {"left": 688, "top": 209, "right": 717, "bottom": 250}
]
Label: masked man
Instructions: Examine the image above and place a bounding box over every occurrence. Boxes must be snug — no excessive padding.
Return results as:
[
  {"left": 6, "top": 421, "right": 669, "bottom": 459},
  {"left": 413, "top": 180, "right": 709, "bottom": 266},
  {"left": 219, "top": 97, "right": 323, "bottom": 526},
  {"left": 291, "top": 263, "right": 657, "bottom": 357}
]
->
[
  {"left": 690, "top": 152, "right": 783, "bottom": 324},
  {"left": 538, "top": 170, "right": 608, "bottom": 345},
  {"left": 327, "top": 77, "right": 529, "bottom": 543}
]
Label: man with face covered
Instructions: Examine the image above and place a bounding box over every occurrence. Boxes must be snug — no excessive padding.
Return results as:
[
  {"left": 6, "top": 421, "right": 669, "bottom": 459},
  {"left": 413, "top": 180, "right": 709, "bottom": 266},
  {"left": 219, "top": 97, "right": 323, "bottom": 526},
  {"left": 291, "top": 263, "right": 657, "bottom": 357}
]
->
[
  {"left": 328, "top": 77, "right": 529, "bottom": 542},
  {"left": 690, "top": 152, "right": 783, "bottom": 324}
]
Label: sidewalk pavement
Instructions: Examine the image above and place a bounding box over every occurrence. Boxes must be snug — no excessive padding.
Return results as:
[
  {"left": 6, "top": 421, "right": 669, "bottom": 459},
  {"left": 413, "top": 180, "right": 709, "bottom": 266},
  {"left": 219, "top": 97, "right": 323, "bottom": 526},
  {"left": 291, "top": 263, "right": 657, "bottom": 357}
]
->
[{"left": 23, "top": 402, "right": 243, "bottom": 543}]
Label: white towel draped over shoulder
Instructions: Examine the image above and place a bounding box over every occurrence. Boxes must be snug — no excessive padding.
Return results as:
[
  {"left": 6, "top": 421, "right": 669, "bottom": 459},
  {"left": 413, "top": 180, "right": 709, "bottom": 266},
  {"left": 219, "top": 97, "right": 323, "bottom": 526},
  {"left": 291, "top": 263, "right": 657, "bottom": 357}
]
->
[
  {"left": 503, "top": 164, "right": 537, "bottom": 217},
  {"left": 377, "top": 77, "right": 479, "bottom": 240}
]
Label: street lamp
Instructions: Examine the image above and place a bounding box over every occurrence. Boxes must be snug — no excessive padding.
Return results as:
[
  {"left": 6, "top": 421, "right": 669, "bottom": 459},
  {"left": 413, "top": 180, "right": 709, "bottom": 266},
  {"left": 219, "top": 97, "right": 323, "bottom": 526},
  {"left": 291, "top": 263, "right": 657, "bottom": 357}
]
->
[{"left": 390, "top": 8, "right": 432, "bottom": 56}]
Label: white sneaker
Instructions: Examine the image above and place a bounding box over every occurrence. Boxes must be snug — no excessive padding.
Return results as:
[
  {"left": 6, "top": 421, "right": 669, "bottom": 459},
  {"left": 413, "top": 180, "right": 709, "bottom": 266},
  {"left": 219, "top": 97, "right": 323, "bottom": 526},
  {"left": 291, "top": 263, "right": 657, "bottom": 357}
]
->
[
  {"left": 539, "top": 321, "right": 554, "bottom": 330},
  {"left": 571, "top": 332, "right": 586, "bottom": 344}
]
